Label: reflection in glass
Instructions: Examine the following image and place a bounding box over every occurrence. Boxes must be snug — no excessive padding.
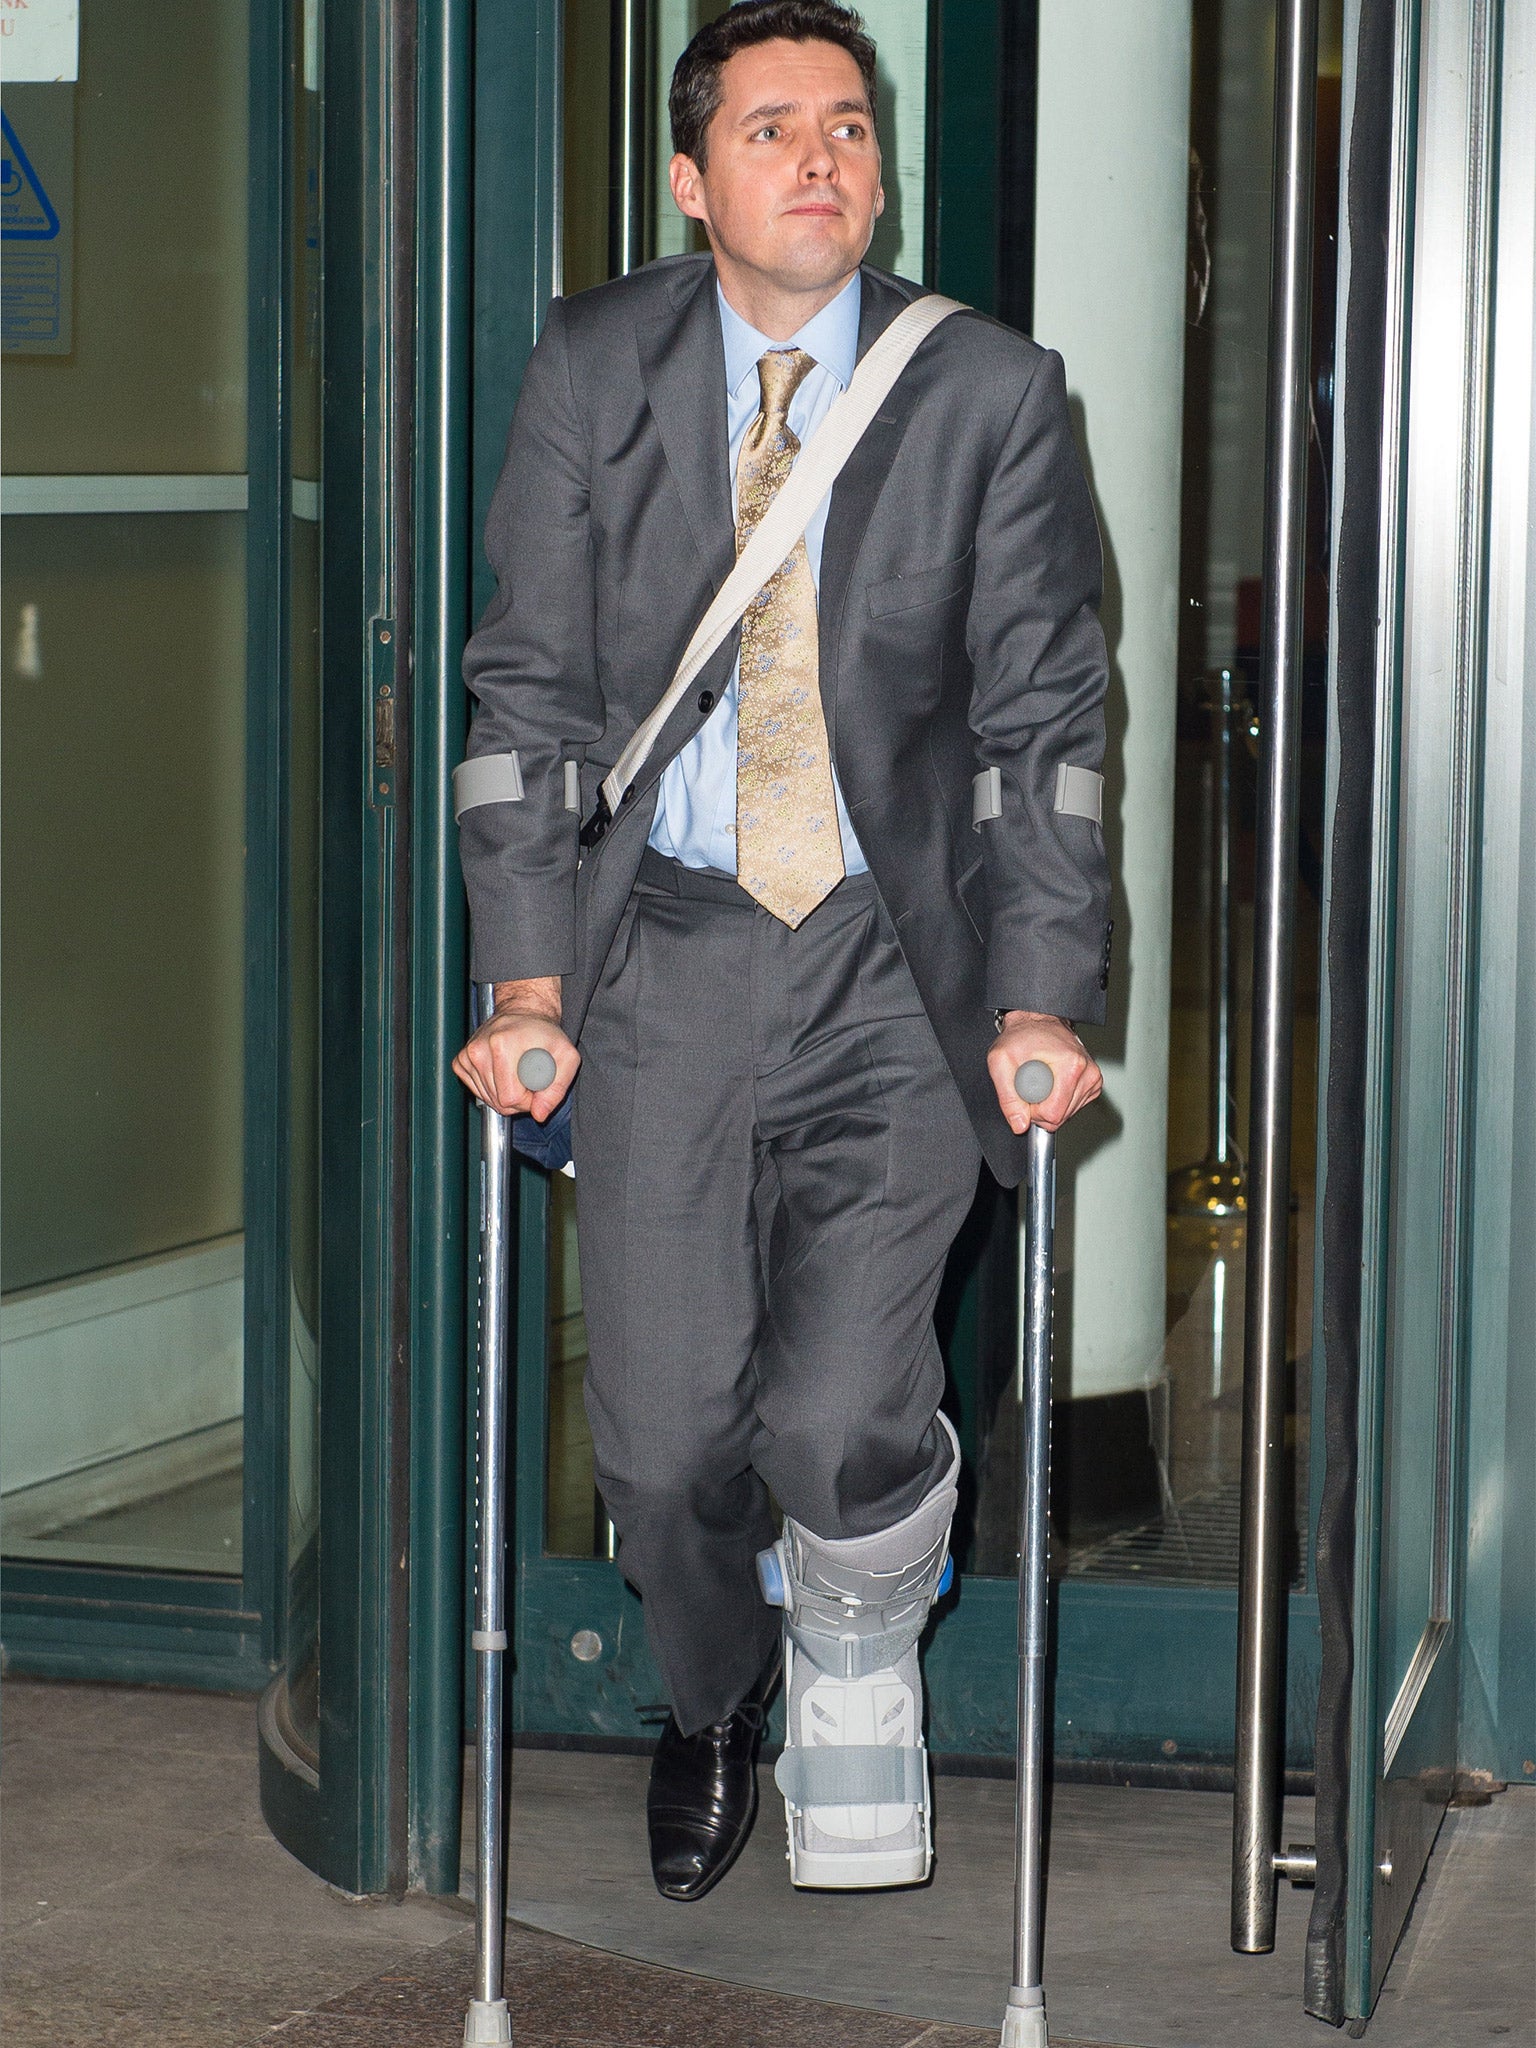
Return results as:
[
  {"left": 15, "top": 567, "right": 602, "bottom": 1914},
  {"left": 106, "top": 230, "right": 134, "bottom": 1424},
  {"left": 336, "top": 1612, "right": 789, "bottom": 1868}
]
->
[
  {"left": 545, "top": 1173, "right": 603, "bottom": 1555},
  {"left": 1, "top": 4, "right": 252, "bottom": 1581},
  {"left": 2, "top": 0, "right": 250, "bottom": 476},
  {"left": 1, "top": 514, "right": 247, "bottom": 1575}
]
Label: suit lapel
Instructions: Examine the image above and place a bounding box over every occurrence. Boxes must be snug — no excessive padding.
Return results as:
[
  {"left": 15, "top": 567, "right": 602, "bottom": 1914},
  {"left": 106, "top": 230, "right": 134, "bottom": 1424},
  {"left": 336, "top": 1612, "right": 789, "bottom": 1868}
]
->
[
  {"left": 636, "top": 263, "right": 735, "bottom": 596},
  {"left": 818, "top": 267, "right": 926, "bottom": 707}
]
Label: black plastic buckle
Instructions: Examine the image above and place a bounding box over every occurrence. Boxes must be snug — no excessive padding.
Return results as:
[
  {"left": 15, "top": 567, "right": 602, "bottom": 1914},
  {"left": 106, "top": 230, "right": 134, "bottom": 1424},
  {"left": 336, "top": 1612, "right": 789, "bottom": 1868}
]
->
[{"left": 578, "top": 789, "right": 613, "bottom": 849}]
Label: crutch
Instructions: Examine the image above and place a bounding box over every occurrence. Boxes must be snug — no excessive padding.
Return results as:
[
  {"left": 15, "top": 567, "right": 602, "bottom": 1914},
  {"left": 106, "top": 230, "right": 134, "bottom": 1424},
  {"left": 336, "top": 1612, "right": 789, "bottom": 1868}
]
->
[
  {"left": 1000, "top": 1058, "right": 1057, "bottom": 2048},
  {"left": 463, "top": 997, "right": 557, "bottom": 2048}
]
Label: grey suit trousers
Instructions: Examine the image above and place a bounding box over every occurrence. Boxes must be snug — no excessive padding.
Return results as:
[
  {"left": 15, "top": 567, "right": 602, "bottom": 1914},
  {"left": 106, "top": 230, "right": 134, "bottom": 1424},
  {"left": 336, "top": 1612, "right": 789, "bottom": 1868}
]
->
[{"left": 570, "top": 851, "right": 983, "bottom": 1734}]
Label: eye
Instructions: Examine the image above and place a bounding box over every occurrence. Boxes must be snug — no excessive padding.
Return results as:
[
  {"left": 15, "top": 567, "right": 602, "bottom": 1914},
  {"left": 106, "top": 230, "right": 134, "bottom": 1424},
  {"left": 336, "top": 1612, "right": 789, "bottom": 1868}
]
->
[
  {"left": 832, "top": 121, "right": 867, "bottom": 141},
  {"left": 752, "top": 124, "right": 782, "bottom": 142}
]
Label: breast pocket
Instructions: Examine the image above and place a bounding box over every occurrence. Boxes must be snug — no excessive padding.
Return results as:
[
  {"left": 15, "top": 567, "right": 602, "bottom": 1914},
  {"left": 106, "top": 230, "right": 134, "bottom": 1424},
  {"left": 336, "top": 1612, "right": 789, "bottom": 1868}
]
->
[{"left": 865, "top": 548, "right": 975, "bottom": 619}]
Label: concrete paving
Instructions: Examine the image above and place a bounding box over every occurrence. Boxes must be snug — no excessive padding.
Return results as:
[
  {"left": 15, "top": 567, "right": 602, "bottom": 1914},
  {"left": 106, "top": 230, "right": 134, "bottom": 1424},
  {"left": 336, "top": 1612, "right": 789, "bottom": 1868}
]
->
[
  {"left": 486, "top": 1745, "right": 1534, "bottom": 2048},
  {"left": 3, "top": 1679, "right": 1530, "bottom": 2047},
  {"left": 1, "top": 1679, "right": 467, "bottom": 2048}
]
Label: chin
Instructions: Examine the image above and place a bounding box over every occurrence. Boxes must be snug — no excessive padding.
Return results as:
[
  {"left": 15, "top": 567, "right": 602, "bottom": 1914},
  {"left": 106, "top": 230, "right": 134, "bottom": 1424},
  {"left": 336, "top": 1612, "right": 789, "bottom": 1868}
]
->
[{"left": 775, "top": 232, "right": 865, "bottom": 290}]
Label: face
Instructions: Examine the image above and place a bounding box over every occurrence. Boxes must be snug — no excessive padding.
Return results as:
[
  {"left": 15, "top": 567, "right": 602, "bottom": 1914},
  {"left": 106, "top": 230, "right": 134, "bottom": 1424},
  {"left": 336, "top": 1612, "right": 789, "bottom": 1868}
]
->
[{"left": 670, "top": 39, "right": 885, "bottom": 297}]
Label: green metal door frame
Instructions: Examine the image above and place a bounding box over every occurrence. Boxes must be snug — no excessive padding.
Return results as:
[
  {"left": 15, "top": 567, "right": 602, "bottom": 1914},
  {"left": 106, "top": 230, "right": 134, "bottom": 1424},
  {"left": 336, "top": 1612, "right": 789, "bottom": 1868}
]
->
[
  {"left": 257, "top": 0, "right": 415, "bottom": 1899},
  {"left": 408, "top": 0, "right": 473, "bottom": 1898},
  {"left": 404, "top": 0, "right": 563, "bottom": 1896}
]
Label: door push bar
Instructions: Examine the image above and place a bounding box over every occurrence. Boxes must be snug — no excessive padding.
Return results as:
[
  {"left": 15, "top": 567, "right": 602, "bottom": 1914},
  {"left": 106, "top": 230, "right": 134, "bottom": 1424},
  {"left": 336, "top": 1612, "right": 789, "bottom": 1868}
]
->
[{"left": 1233, "top": 0, "right": 1322, "bottom": 1954}]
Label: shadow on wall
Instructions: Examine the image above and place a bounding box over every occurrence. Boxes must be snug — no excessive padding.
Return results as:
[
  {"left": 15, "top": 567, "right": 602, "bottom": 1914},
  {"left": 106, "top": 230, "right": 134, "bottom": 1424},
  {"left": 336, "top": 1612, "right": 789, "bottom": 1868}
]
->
[
  {"left": 867, "top": 49, "right": 904, "bottom": 273},
  {"left": 1047, "top": 392, "right": 1132, "bottom": 1391}
]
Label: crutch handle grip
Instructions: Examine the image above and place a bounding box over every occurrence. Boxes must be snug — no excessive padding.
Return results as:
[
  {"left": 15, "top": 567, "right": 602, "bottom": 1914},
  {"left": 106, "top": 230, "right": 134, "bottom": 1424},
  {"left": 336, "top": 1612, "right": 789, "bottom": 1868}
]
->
[
  {"left": 1014, "top": 1058, "right": 1054, "bottom": 1106},
  {"left": 517, "top": 1047, "right": 558, "bottom": 1092}
]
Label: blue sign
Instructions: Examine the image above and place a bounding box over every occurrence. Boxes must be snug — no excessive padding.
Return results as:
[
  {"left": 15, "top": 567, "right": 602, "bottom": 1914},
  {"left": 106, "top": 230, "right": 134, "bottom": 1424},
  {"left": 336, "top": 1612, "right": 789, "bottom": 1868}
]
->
[{"left": 1, "top": 109, "right": 60, "bottom": 240}]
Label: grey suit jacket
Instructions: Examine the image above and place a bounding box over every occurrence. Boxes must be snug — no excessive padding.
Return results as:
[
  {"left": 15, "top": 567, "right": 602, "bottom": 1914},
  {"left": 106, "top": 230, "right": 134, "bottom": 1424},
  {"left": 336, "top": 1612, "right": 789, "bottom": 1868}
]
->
[{"left": 459, "top": 255, "right": 1112, "bottom": 1187}]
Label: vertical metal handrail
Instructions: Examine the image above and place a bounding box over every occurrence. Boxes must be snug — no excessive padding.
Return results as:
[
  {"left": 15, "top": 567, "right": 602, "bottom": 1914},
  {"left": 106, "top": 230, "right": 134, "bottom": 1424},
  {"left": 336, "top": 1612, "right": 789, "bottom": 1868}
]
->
[
  {"left": 1170, "top": 667, "right": 1248, "bottom": 1219},
  {"left": 466, "top": 987, "right": 516, "bottom": 2045},
  {"left": 1232, "top": 0, "right": 1321, "bottom": 1956},
  {"left": 609, "top": 0, "right": 653, "bottom": 277}
]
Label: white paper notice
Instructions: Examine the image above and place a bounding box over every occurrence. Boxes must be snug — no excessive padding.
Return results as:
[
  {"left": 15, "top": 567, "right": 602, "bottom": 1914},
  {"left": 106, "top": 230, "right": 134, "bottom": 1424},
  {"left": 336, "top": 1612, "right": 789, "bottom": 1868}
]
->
[{"left": 0, "top": 1, "right": 80, "bottom": 85}]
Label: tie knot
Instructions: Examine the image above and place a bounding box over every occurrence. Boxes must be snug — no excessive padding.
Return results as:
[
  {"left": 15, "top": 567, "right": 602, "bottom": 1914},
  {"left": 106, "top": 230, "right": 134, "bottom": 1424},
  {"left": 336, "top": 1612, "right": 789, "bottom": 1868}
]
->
[{"left": 756, "top": 347, "right": 816, "bottom": 424}]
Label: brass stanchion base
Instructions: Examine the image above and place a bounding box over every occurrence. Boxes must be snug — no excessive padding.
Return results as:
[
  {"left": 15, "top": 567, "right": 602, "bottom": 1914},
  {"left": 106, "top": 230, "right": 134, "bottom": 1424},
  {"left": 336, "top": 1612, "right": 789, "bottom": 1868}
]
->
[{"left": 1168, "top": 1155, "right": 1248, "bottom": 1218}]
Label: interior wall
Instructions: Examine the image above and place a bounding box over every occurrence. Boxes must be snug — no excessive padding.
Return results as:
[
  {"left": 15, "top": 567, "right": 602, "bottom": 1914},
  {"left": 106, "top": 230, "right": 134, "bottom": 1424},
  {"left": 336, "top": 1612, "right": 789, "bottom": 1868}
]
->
[{"left": 1031, "top": 0, "right": 1192, "bottom": 1401}]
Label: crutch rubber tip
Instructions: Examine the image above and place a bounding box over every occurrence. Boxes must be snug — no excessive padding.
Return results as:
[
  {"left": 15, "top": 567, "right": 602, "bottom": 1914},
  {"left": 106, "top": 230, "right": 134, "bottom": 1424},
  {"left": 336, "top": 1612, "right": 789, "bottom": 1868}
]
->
[
  {"left": 463, "top": 1997, "right": 512, "bottom": 2046},
  {"left": 517, "top": 1047, "right": 558, "bottom": 1091},
  {"left": 1000, "top": 1992, "right": 1049, "bottom": 2048},
  {"left": 1015, "top": 1058, "right": 1054, "bottom": 1105}
]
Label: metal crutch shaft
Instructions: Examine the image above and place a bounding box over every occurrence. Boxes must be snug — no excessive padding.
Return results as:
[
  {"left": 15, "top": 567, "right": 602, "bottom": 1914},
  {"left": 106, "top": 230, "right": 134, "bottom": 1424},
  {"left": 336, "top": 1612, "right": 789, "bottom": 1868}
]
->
[
  {"left": 1002, "top": 1058, "right": 1056, "bottom": 2048},
  {"left": 465, "top": 983, "right": 515, "bottom": 2048}
]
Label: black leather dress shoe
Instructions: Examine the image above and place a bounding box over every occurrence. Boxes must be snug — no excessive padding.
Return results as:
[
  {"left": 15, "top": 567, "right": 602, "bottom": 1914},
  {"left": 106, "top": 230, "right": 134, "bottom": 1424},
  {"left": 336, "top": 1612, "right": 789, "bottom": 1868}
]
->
[{"left": 647, "top": 1662, "right": 777, "bottom": 1902}]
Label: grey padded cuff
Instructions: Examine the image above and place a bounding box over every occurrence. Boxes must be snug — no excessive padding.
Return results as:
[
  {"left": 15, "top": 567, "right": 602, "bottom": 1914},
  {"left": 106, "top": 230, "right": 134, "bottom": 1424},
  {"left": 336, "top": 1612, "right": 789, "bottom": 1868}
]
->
[
  {"left": 453, "top": 751, "right": 526, "bottom": 819},
  {"left": 1053, "top": 762, "right": 1103, "bottom": 822},
  {"left": 773, "top": 1744, "right": 927, "bottom": 1809},
  {"left": 972, "top": 765, "right": 1003, "bottom": 828}
]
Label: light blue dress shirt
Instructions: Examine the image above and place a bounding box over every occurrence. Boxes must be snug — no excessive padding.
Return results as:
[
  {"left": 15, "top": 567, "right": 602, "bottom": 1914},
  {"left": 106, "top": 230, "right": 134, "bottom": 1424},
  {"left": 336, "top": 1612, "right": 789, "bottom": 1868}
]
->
[{"left": 647, "top": 274, "right": 869, "bottom": 876}]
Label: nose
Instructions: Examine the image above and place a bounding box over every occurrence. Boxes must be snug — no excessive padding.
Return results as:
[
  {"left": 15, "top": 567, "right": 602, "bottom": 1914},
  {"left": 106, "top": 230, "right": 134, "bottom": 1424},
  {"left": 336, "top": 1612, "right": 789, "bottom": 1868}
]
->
[{"left": 798, "top": 134, "right": 837, "bottom": 182}]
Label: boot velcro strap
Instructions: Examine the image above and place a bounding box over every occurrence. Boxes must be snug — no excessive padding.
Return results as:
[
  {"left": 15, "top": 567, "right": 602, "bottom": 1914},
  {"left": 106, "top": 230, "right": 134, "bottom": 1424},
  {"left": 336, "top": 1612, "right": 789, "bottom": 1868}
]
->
[
  {"left": 785, "top": 1620, "right": 916, "bottom": 1681},
  {"left": 774, "top": 1744, "right": 926, "bottom": 1809}
]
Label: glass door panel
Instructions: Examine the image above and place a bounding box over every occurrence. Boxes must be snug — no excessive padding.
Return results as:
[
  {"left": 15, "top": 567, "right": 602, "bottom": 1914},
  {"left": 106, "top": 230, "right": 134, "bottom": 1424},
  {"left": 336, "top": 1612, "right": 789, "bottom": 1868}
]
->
[
  {"left": 965, "top": 2, "right": 1339, "bottom": 1604},
  {"left": 282, "top": 0, "right": 325, "bottom": 1763},
  {"left": 1, "top": 0, "right": 251, "bottom": 1582},
  {"left": 1331, "top": 0, "right": 1497, "bottom": 2013}
]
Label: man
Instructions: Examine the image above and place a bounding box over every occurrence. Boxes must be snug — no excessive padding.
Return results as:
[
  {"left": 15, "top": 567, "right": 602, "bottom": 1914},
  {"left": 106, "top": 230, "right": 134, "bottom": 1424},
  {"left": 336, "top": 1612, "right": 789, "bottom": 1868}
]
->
[{"left": 453, "top": 0, "right": 1110, "bottom": 1901}]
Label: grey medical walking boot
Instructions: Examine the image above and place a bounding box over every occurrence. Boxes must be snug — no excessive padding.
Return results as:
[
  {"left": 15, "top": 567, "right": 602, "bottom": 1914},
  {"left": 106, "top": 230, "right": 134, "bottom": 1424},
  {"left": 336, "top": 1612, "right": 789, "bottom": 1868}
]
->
[{"left": 756, "top": 1414, "right": 959, "bottom": 1889}]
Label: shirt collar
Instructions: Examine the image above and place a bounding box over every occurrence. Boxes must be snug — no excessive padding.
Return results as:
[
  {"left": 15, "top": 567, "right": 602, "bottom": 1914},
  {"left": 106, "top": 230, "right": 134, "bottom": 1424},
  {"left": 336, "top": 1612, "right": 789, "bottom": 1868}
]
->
[{"left": 717, "top": 271, "right": 862, "bottom": 400}]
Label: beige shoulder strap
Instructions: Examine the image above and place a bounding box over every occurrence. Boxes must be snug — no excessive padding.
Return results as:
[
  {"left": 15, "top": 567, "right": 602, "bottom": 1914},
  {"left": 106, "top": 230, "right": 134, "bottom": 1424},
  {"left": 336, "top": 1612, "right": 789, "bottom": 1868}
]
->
[{"left": 598, "top": 292, "right": 965, "bottom": 821}]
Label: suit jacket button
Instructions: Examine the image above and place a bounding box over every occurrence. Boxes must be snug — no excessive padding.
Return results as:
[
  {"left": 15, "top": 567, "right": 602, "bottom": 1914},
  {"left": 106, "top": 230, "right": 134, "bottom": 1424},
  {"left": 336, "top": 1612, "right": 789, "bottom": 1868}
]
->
[{"left": 697, "top": 689, "right": 715, "bottom": 714}]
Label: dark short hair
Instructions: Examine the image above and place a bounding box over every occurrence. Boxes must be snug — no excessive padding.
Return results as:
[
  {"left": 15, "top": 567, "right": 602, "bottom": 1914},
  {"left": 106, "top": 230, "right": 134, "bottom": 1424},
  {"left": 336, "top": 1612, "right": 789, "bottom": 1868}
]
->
[{"left": 669, "top": 0, "right": 878, "bottom": 169}]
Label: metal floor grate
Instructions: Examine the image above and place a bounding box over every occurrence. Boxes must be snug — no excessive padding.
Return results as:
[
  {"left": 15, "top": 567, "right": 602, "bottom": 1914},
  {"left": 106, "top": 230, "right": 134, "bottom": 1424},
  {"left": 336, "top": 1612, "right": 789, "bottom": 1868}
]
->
[{"left": 1064, "top": 1479, "right": 1305, "bottom": 1588}]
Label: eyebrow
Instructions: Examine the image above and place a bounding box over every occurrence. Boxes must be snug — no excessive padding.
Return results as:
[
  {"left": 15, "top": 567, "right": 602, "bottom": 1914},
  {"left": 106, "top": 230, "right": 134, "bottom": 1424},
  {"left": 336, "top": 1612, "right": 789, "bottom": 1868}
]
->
[{"left": 738, "top": 97, "right": 872, "bottom": 124}]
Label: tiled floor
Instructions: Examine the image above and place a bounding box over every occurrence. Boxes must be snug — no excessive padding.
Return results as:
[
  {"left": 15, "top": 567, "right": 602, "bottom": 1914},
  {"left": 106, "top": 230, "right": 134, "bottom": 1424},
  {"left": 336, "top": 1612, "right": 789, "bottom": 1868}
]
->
[{"left": 259, "top": 1923, "right": 1049, "bottom": 2046}]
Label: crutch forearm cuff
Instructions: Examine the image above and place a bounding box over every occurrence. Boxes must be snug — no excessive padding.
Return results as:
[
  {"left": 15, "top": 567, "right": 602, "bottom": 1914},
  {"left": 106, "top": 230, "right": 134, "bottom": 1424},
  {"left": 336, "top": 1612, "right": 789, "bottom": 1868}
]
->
[{"left": 453, "top": 751, "right": 526, "bottom": 818}]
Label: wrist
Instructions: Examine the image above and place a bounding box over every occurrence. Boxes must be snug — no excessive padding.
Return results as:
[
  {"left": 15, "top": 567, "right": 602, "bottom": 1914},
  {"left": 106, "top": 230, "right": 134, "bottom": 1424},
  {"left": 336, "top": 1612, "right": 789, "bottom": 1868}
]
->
[
  {"left": 492, "top": 976, "right": 562, "bottom": 1025},
  {"left": 995, "top": 1008, "right": 1073, "bottom": 1034}
]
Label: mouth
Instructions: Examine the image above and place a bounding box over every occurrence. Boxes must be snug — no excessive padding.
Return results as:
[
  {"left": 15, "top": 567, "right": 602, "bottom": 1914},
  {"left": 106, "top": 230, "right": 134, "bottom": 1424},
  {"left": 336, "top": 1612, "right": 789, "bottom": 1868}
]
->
[{"left": 783, "top": 203, "right": 844, "bottom": 219}]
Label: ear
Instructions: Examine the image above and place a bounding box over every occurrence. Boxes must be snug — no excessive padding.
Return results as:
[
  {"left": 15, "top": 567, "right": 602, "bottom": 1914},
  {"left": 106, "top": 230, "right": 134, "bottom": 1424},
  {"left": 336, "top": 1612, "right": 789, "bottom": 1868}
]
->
[
  {"left": 873, "top": 181, "right": 886, "bottom": 220},
  {"left": 670, "top": 153, "right": 710, "bottom": 226}
]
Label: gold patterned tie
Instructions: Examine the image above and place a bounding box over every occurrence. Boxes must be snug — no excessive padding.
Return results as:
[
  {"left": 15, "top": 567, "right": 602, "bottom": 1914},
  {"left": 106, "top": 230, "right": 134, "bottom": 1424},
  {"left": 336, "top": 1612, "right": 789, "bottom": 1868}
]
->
[{"left": 734, "top": 349, "right": 846, "bottom": 928}]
